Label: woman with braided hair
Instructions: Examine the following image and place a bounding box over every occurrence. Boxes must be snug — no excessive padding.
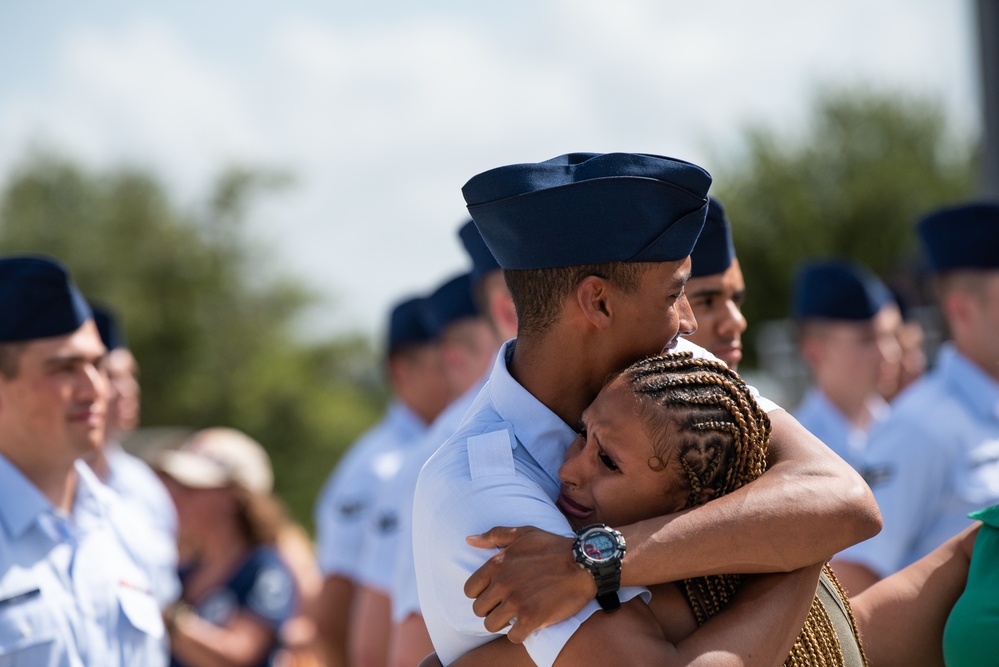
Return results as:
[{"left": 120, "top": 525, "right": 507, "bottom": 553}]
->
[{"left": 427, "top": 351, "right": 865, "bottom": 666}]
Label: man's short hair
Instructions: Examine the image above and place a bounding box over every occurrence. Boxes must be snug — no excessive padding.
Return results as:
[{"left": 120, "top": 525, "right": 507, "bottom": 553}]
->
[{"left": 504, "top": 262, "right": 654, "bottom": 336}]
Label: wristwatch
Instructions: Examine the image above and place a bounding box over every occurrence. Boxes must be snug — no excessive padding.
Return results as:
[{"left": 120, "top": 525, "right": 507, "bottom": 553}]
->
[{"left": 572, "top": 524, "right": 626, "bottom": 612}]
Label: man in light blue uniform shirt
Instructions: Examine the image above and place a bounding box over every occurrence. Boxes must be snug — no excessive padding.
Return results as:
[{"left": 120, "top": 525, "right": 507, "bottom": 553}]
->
[
  {"left": 834, "top": 202, "right": 999, "bottom": 595},
  {"left": 388, "top": 221, "right": 519, "bottom": 666},
  {"left": 682, "top": 196, "right": 749, "bottom": 370},
  {"left": 791, "top": 260, "right": 902, "bottom": 472},
  {"left": 0, "top": 255, "right": 167, "bottom": 667},
  {"left": 312, "top": 295, "right": 450, "bottom": 666},
  {"left": 88, "top": 304, "right": 180, "bottom": 609},
  {"left": 352, "top": 271, "right": 498, "bottom": 667},
  {"left": 412, "top": 153, "right": 880, "bottom": 666}
]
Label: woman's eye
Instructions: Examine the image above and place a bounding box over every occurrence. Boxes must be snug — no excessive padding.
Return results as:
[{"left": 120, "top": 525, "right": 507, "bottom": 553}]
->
[{"left": 598, "top": 452, "right": 619, "bottom": 471}]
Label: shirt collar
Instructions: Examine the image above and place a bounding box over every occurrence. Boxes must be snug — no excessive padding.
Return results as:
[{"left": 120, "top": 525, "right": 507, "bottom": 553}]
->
[
  {"left": 0, "top": 452, "right": 52, "bottom": 539},
  {"left": 385, "top": 399, "right": 430, "bottom": 441},
  {"left": 0, "top": 454, "right": 113, "bottom": 541},
  {"left": 939, "top": 343, "right": 999, "bottom": 424},
  {"left": 487, "top": 340, "right": 578, "bottom": 485}
]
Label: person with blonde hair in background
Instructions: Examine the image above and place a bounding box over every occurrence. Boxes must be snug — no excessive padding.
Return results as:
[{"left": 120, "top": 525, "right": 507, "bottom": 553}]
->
[{"left": 157, "top": 427, "right": 302, "bottom": 667}]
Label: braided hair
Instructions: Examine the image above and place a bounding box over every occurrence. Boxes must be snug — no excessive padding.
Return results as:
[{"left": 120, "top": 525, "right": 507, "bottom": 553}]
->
[{"left": 620, "top": 351, "right": 867, "bottom": 667}]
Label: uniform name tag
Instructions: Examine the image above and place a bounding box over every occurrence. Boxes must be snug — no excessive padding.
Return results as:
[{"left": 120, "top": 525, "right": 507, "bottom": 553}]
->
[{"left": 0, "top": 588, "right": 40, "bottom": 609}]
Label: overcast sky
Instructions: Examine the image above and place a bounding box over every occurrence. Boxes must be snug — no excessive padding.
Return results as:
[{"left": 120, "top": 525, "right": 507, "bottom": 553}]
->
[{"left": 0, "top": 1, "right": 981, "bottom": 339}]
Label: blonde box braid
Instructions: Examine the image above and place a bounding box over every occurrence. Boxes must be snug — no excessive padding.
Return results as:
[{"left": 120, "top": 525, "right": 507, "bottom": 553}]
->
[{"left": 621, "top": 352, "right": 867, "bottom": 667}]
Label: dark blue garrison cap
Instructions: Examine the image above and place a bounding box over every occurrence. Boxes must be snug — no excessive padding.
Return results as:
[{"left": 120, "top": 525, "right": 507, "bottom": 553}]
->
[
  {"left": 423, "top": 273, "right": 479, "bottom": 333},
  {"left": 793, "top": 259, "right": 894, "bottom": 321},
  {"left": 387, "top": 296, "right": 437, "bottom": 354},
  {"left": 690, "top": 197, "right": 736, "bottom": 278},
  {"left": 917, "top": 202, "right": 999, "bottom": 272},
  {"left": 463, "top": 152, "right": 712, "bottom": 270},
  {"left": 0, "top": 255, "right": 92, "bottom": 342},
  {"left": 458, "top": 219, "right": 500, "bottom": 286},
  {"left": 91, "top": 303, "right": 126, "bottom": 351}
]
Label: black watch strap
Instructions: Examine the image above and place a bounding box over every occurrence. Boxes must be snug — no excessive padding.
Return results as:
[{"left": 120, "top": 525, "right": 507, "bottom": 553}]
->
[{"left": 592, "top": 560, "right": 622, "bottom": 611}]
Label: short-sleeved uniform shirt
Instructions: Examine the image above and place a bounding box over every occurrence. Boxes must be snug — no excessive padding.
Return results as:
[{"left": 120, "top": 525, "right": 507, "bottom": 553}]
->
[
  {"left": 942, "top": 504, "right": 999, "bottom": 666},
  {"left": 794, "top": 388, "right": 889, "bottom": 472},
  {"left": 0, "top": 455, "right": 167, "bottom": 667},
  {"left": 104, "top": 444, "right": 181, "bottom": 608},
  {"left": 314, "top": 401, "right": 428, "bottom": 580},
  {"left": 413, "top": 339, "right": 779, "bottom": 667},
  {"left": 388, "top": 380, "right": 484, "bottom": 622},
  {"left": 171, "top": 546, "right": 296, "bottom": 667},
  {"left": 839, "top": 344, "right": 999, "bottom": 576}
]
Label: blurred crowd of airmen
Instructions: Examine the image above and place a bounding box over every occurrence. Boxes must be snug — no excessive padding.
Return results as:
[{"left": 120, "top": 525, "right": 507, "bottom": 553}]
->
[{"left": 1, "top": 150, "right": 997, "bottom": 667}]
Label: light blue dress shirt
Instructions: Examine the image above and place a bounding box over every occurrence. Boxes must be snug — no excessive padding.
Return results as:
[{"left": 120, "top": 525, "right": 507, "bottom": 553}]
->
[
  {"left": 839, "top": 343, "right": 999, "bottom": 576},
  {"left": 314, "top": 400, "right": 428, "bottom": 580},
  {"left": 104, "top": 444, "right": 181, "bottom": 609},
  {"left": 794, "top": 387, "right": 889, "bottom": 472},
  {"left": 0, "top": 455, "right": 167, "bottom": 667},
  {"left": 388, "top": 379, "right": 484, "bottom": 622},
  {"left": 412, "top": 339, "right": 777, "bottom": 667}
]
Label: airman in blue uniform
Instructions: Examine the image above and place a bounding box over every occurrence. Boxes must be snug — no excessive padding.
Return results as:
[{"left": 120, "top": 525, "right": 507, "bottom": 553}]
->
[
  {"left": 0, "top": 255, "right": 167, "bottom": 667},
  {"left": 833, "top": 202, "right": 999, "bottom": 595},
  {"left": 791, "top": 259, "right": 902, "bottom": 472}
]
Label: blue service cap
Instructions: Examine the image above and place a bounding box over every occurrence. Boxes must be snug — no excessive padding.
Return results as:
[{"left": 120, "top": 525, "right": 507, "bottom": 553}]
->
[
  {"left": 917, "top": 202, "right": 999, "bottom": 272},
  {"left": 387, "top": 296, "right": 437, "bottom": 354},
  {"left": 793, "top": 259, "right": 894, "bottom": 321},
  {"left": 0, "top": 255, "right": 92, "bottom": 342},
  {"left": 423, "top": 272, "right": 479, "bottom": 333},
  {"left": 458, "top": 219, "right": 500, "bottom": 286},
  {"left": 462, "top": 152, "right": 712, "bottom": 270},
  {"left": 690, "top": 197, "right": 736, "bottom": 278},
  {"left": 91, "top": 303, "right": 126, "bottom": 350}
]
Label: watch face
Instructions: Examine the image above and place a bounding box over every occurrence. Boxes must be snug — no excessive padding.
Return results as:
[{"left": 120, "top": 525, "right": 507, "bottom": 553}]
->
[{"left": 581, "top": 531, "right": 617, "bottom": 562}]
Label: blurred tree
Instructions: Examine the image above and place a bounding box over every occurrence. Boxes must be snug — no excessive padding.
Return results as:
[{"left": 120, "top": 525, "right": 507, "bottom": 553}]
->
[
  {"left": 0, "top": 153, "right": 387, "bottom": 529},
  {"left": 712, "top": 87, "right": 979, "bottom": 366}
]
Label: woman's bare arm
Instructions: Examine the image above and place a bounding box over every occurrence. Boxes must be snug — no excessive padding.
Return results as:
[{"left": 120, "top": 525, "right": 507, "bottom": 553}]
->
[{"left": 850, "top": 523, "right": 979, "bottom": 667}]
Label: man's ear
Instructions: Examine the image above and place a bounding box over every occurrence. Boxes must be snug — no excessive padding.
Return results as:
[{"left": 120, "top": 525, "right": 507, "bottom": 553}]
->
[{"left": 576, "top": 275, "right": 613, "bottom": 330}]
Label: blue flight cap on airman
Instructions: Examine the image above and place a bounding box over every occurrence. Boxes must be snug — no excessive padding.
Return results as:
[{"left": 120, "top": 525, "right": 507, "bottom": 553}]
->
[
  {"left": 0, "top": 255, "right": 92, "bottom": 342},
  {"left": 690, "top": 197, "right": 736, "bottom": 278},
  {"left": 793, "top": 259, "right": 894, "bottom": 321},
  {"left": 458, "top": 219, "right": 500, "bottom": 286},
  {"left": 422, "top": 272, "right": 479, "bottom": 333},
  {"left": 917, "top": 202, "right": 999, "bottom": 272},
  {"left": 462, "top": 152, "right": 712, "bottom": 269},
  {"left": 91, "top": 303, "right": 126, "bottom": 350},
  {"left": 387, "top": 296, "right": 436, "bottom": 355}
]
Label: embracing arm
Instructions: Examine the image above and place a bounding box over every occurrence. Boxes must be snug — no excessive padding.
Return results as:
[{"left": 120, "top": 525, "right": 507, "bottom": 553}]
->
[
  {"left": 850, "top": 523, "right": 978, "bottom": 667},
  {"left": 454, "top": 564, "right": 822, "bottom": 667},
  {"left": 621, "top": 409, "right": 881, "bottom": 582},
  {"left": 465, "top": 410, "right": 880, "bottom": 636}
]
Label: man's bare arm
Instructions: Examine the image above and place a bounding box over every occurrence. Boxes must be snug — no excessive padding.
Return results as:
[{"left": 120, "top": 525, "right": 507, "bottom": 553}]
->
[
  {"left": 465, "top": 410, "right": 881, "bottom": 636},
  {"left": 457, "top": 564, "right": 822, "bottom": 666}
]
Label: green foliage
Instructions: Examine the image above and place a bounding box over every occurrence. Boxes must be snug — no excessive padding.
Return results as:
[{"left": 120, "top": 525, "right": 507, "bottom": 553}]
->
[
  {"left": 0, "top": 153, "right": 387, "bottom": 530},
  {"left": 712, "top": 87, "right": 979, "bottom": 364}
]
